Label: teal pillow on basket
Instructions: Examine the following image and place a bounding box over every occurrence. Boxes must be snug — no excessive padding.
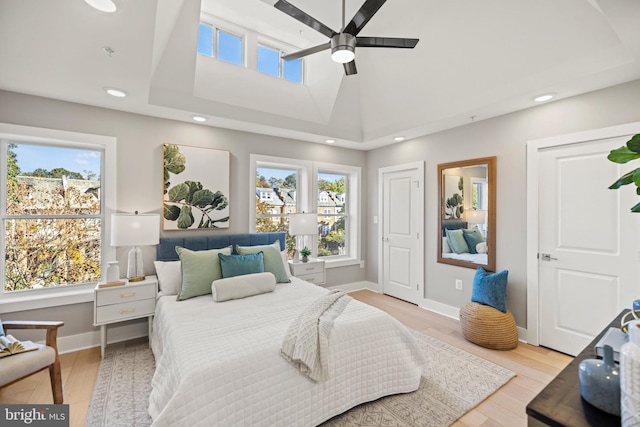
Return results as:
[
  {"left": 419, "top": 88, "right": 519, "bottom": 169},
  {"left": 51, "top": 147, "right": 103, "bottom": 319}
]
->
[
  {"left": 471, "top": 267, "right": 508, "bottom": 313},
  {"left": 218, "top": 252, "right": 265, "bottom": 279}
]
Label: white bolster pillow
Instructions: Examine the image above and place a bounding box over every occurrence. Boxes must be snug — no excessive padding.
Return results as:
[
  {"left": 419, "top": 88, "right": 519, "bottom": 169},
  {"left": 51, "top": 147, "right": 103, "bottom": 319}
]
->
[{"left": 212, "top": 272, "right": 277, "bottom": 302}]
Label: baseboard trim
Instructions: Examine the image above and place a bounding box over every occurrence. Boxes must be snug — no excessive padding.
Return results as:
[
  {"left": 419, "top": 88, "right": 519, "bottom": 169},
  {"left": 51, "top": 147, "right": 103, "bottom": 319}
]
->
[
  {"left": 327, "top": 280, "right": 379, "bottom": 293},
  {"left": 55, "top": 321, "right": 149, "bottom": 355}
]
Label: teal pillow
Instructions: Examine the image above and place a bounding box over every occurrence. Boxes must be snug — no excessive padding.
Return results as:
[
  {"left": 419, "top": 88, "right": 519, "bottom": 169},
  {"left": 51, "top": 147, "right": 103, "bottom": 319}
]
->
[
  {"left": 236, "top": 240, "right": 290, "bottom": 283},
  {"left": 0, "top": 320, "right": 4, "bottom": 337},
  {"left": 218, "top": 252, "right": 264, "bottom": 279},
  {"left": 445, "top": 228, "right": 470, "bottom": 254},
  {"left": 175, "top": 246, "right": 232, "bottom": 301},
  {"left": 471, "top": 267, "right": 508, "bottom": 313},
  {"left": 463, "top": 228, "right": 484, "bottom": 254}
]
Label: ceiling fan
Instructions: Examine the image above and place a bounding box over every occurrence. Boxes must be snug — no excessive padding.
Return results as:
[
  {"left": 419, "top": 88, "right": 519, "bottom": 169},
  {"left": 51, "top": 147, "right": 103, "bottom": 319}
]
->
[{"left": 274, "top": 0, "right": 419, "bottom": 75}]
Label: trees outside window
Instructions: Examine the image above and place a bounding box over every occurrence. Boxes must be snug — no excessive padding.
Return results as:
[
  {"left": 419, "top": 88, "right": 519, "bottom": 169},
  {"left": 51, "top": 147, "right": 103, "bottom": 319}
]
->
[{"left": 2, "top": 142, "right": 103, "bottom": 292}]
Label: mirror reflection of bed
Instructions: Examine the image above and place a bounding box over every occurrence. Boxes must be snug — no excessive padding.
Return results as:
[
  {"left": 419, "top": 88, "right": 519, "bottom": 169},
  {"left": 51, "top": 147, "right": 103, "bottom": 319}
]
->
[{"left": 437, "top": 157, "right": 496, "bottom": 271}]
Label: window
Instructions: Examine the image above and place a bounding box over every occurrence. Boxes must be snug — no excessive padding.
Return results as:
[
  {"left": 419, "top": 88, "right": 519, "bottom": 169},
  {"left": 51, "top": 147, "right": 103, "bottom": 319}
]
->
[
  {"left": 217, "top": 30, "right": 243, "bottom": 65},
  {"left": 317, "top": 173, "right": 347, "bottom": 257},
  {"left": 258, "top": 45, "right": 279, "bottom": 77},
  {"left": 197, "top": 23, "right": 214, "bottom": 57},
  {"left": 250, "top": 154, "right": 360, "bottom": 267},
  {"left": 0, "top": 124, "right": 115, "bottom": 309},
  {"left": 197, "top": 22, "right": 244, "bottom": 66},
  {"left": 283, "top": 58, "right": 303, "bottom": 83}
]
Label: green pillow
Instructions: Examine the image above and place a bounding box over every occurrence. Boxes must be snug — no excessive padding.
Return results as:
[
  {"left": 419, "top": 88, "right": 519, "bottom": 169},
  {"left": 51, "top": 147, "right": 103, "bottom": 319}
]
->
[
  {"left": 462, "top": 228, "right": 484, "bottom": 254},
  {"left": 445, "top": 228, "right": 469, "bottom": 254},
  {"left": 175, "top": 246, "right": 232, "bottom": 300},
  {"left": 236, "top": 240, "right": 290, "bottom": 283},
  {"left": 218, "top": 252, "right": 264, "bottom": 279}
]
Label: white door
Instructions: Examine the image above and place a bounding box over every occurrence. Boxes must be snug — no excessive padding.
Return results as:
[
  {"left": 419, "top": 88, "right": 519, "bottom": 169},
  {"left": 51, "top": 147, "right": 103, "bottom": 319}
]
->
[
  {"left": 538, "top": 137, "right": 640, "bottom": 355},
  {"left": 379, "top": 163, "right": 423, "bottom": 304}
]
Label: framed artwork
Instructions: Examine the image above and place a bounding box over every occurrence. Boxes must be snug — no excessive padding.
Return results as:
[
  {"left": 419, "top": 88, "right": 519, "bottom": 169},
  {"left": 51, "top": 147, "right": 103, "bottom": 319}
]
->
[
  {"left": 443, "top": 174, "right": 464, "bottom": 219},
  {"left": 162, "top": 143, "right": 230, "bottom": 230}
]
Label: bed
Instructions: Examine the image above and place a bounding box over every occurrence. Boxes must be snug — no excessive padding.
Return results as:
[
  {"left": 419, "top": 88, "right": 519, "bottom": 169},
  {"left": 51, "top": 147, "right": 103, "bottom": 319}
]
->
[
  {"left": 441, "top": 220, "right": 488, "bottom": 264},
  {"left": 149, "top": 232, "right": 424, "bottom": 427}
]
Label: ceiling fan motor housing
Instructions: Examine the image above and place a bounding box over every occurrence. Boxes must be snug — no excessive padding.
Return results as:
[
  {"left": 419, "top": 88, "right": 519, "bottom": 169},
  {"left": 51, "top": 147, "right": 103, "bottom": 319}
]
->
[{"left": 331, "top": 33, "right": 356, "bottom": 63}]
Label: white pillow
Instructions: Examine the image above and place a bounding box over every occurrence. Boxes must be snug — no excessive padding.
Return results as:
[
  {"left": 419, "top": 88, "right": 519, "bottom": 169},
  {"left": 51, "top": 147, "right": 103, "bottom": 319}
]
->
[
  {"left": 476, "top": 242, "right": 488, "bottom": 254},
  {"left": 211, "top": 272, "right": 276, "bottom": 302},
  {"left": 442, "top": 236, "right": 452, "bottom": 254},
  {"left": 281, "top": 250, "right": 292, "bottom": 278},
  {"left": 153, "top": 260, "right": 181, "bottom": 295}
]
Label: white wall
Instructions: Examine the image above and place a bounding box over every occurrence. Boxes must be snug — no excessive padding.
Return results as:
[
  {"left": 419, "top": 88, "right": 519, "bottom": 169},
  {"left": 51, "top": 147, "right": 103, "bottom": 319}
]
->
[
  {"left": 366, "top": 79, "right": 640, "bottom": 329},
  {"left": 0, "top": 90, "right": 367, "bottom": 343}
]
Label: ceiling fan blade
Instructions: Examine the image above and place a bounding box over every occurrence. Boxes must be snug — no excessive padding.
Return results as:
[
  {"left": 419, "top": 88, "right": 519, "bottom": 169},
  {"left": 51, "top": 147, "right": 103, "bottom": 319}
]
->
[
  {"left": 282, "top": 42, "right": 331, "bottom": 61},
  {"left": 274, "top": 0, "right": 337, "bottom": 39},
  {"left": 343, "top": 0, "right": 387, "bottom": 36},
  {"left": 343, "top": 60, "right": 357, "bottom": 75},
  {"left": 356, "top": 37, "right": 419, "bottom": 48}
]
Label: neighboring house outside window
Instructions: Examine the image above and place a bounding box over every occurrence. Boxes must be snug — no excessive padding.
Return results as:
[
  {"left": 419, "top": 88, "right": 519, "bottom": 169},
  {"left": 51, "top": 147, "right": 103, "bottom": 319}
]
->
[{"left": 0, "top": 123, "right": 116, "bottom": 311}]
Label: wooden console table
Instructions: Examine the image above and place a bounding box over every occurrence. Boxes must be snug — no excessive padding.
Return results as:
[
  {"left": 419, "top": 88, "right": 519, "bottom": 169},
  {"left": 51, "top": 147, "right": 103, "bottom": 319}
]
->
[{"left": 526, "top": 310, "right": 627, "bottom": 426}]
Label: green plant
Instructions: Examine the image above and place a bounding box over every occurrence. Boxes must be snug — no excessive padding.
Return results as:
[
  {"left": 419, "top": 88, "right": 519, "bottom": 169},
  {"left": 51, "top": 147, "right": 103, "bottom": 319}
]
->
[
  {"left": 608, "top": 134, "right": 640, "bottom": 212},
  {"left": 163, "top": 144, "right": 229, "bottom": 228},
  {"left": 300, "top": 247, "right": 311, "bottom": 258}
]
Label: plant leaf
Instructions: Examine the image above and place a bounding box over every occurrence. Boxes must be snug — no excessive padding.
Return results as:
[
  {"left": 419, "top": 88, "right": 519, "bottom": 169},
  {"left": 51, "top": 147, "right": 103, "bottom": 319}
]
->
[
  {"left": 192, "top": 189, "right": 215, "bottom": 208},
  {"left": 607, "top": 146, "right": 640, "bottom": 164},
  {"left": 167, "top": 183, "right": 189, "bottom": 202},
  {"left": 627, "top": 134, "right": 640, "bottom": 153},
  {"left": 163, "top": 144, "right": 186, "bottom": 175},
  {"left": 177, "top": 205, "right": 194, "bottom": 229},
  {"left": 632, "top": 200, "right": 640, "bottom": 213},
  {"left": 609, "top": 170, "right": 635, "bottom": 189},
  {"left": 210, "top": 191, "right": 228, "bottom": 210},
  {"left": 183, "top": 181, "right": 203, "bottom": 204},
  {"left": 163, "top": 203, "right": 180, "bottom": 221}
]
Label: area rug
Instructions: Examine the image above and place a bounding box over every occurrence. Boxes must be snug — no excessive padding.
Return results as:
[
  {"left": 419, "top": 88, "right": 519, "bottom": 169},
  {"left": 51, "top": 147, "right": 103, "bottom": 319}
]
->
[{"left": 86, "top": 331, "right": 515, "bottom": 427}]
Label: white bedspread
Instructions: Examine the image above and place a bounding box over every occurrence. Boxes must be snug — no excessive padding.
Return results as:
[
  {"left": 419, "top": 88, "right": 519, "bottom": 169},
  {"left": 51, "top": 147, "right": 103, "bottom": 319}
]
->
[{"left": 149, "top": 278, "right": 424, "bottom": 427}]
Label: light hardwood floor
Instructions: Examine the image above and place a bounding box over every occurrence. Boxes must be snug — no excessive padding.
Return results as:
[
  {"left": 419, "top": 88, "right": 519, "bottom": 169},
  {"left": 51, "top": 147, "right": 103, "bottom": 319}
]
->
[{"left": 0, "top": 290, "right": 572, "bottom": 427}]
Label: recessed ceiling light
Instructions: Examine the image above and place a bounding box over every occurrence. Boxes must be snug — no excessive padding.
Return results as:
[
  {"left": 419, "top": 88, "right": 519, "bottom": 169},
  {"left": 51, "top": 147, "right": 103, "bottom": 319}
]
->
[
  {"left": 192, "top": 116, "right": 207, "bottom": 122},
  {"left": 325, "top": 139, "right": 336, "bottom": 144},
  {"left": 104, "top": 87, "right": 126, "bottom": 97},
  {"left": 533, "top": 93, "right": 555, "bottom": 102},
  {"left": 393, "top": 136, "right": 405, "bottom": 142},
  {"left": 85, "top": 0, "right": 117, "bottom": 13}
]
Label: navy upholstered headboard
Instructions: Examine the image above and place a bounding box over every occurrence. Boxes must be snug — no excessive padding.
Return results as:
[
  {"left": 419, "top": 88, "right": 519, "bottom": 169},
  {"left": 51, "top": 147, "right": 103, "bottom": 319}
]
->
[
  {"left": 441, "top": 220, "right": 468, "bottom": 236},
  {"left": 156, "top": 232, "right": 286, "bottom": 261}
]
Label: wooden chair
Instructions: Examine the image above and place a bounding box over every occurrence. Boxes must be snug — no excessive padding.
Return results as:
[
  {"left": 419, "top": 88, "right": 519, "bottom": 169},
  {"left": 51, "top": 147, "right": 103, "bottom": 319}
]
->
[{"left": 0, "top": 320, "right": 64, "bottom": 403}]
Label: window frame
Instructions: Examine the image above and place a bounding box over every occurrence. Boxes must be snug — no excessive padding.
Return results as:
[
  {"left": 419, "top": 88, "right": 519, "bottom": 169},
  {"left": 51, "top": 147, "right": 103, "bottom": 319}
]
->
[
  {"left": 0, "top": 123, "right": 116, "bottom": 313},
  {"left": 216, "top": 28, "right": 245, "bottom": 66},
  {"left": 250, "top": 154, "right": 361, "bottom": 269},
  {"left": 314, "top": 163, "right": 360, "bottom": 266}
]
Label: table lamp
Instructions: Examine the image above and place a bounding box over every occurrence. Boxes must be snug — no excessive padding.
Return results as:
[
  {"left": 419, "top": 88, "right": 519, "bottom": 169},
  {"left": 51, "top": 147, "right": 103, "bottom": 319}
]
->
[
  {"left": 288, "top": 212, "right": 318, "bottom": 261},
  {"left": 111, "top": 211, "right": 160, "bottom": 282}
]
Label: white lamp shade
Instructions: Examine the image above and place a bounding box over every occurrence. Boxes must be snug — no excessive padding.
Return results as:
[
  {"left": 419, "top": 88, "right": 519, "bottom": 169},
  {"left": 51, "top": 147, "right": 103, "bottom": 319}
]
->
[
  {"left": 111, "top": 213, "right": 160, "bottom": 247},
  {"left": 466, "top": 209, "right": 487, "bottom": 225},
  {"left": 289, "top": 213, "right": 318, "bottom": 236}
]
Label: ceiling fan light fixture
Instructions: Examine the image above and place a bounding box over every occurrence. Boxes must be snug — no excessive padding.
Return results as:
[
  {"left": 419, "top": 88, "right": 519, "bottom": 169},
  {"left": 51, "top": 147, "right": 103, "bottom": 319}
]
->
[
  {"left": 85, "top": 0, "right": 117, "bottom": 13},
  {"left": 331, "top": 33, "right": 356, "bottom": 63}
]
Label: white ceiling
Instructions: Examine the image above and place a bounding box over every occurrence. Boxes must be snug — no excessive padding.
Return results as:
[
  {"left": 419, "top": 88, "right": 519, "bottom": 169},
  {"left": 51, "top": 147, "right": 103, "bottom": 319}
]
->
[{"left": 1, "top": 0, "right": 639, "bottom": 150}]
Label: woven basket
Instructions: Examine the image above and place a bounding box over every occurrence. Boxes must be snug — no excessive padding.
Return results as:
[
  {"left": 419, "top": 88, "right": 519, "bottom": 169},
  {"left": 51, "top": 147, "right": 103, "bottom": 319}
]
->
[{"left": 459, "top": 302, "right": 518, "bottom": 350}]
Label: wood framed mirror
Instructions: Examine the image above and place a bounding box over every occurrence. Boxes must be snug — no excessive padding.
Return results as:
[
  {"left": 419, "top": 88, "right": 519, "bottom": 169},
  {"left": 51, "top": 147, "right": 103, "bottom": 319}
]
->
[{"left": 437, "top": 156, "right": 496, "bottom": 271}]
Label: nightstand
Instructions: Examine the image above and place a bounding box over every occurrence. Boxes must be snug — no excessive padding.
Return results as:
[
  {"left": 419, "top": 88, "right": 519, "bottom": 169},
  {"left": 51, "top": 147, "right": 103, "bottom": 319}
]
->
[
  {"left": 93, "top": 275, "right": 158, "bottom": 358},
  {"left": 288, "top": 258, "right": 325, "bottom": 285}
]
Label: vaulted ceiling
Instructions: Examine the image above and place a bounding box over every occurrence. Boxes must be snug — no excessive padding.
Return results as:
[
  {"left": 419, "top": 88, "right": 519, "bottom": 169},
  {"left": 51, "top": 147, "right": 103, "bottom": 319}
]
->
[{"left": 1, "top": 0, "right": 639, "bottom": 150}]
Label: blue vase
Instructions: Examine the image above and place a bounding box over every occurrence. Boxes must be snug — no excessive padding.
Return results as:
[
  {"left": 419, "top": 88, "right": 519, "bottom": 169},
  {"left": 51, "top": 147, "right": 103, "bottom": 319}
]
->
[{"left": 579, "top": 344, "right": 621, "bottom": 416}]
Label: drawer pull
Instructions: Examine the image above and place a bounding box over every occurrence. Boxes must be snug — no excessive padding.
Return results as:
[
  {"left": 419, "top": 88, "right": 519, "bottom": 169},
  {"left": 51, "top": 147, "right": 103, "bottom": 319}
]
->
[
  {"left": 305, "top": 267, "right": 315, "bottom": 271},
  {"left": 120, "top": 293, "right": 135, "bottom": 298},
  {"left": 119, "top": 308, "right": 136, "bottom": 314},
  {"left": 307, "top": 278, "right": 315, "bottom": 282}
]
